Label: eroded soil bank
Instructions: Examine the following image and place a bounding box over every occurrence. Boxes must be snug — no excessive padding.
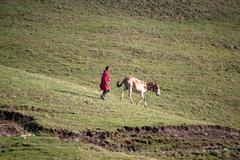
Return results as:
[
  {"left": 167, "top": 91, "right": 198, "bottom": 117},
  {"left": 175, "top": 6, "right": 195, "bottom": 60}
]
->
[
  {"left": 0, "top": 110, "right": 56, "bottom": 134},
  {"left": 1, "top": 110, "right": 240, "bottom": 158},
  {"left": 0, "top": 122, "right": 29, "bottom": 137},
  {"left": 59, "top": 125, "right": 240, "bottom": 158}
]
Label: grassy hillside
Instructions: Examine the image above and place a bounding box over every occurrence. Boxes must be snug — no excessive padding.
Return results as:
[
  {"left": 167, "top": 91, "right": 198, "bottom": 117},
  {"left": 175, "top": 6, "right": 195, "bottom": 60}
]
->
[
  {"left": 0, "top": 0, "right": 240, "bottom": 159},
  {"left": 0, "top": 65, "right": 199, "bottom": 131},
  {"left": 0, "top": 136, "right": 151, "bottom": 160},
  {"left": 82, "top": 0, "right": 240, "bottom": 21}
]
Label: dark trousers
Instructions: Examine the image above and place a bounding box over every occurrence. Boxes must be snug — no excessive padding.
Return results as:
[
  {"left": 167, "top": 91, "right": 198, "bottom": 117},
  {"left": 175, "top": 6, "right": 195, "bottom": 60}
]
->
[{"left": 101, "top": 90, "right": 109, "bottom": 98}]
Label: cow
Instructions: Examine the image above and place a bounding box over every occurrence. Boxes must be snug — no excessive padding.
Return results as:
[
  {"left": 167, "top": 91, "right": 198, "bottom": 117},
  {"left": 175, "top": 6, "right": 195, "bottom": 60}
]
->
[{"left": 117, "top": 76, "right": 160, "bottom": 107}]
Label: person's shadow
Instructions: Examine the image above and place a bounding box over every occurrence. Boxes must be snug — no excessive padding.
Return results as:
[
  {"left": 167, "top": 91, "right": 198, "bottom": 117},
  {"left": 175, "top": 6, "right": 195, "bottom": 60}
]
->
[{"left": 54, "top": 89, "right": 100, "bottom": 100}]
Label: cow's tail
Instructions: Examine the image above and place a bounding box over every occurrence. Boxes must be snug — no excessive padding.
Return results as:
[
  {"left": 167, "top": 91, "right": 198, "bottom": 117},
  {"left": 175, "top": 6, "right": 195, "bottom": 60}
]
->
[{"left": 116, "top": 79, "right": 125, "bottom": 87}]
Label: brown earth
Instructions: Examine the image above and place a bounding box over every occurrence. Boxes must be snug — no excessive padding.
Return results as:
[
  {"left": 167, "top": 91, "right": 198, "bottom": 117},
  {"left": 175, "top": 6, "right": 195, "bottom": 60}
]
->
[
  {"left": 59, "top": 125, "right": 240, "bottom": 158},
  {"left": 0, "top": 122, "right": 28, "bottom": 136},
  {"left": 0, "top": 109, "right": 56, "bottom": 133},
  {"left": 1, "top": 109, "right": 240, "bottom": 158}
]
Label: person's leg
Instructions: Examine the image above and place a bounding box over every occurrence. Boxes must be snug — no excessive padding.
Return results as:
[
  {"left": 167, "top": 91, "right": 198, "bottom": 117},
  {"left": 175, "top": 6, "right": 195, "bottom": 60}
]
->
[
  {"left": 100, "top": 91, "right": 105, "bottom": 100},
  {"left": 103, "top": 90, "right": 109, "bottom": 97},
  {"left": 101, "top": 90, "right": 109, "bottom": 99}
]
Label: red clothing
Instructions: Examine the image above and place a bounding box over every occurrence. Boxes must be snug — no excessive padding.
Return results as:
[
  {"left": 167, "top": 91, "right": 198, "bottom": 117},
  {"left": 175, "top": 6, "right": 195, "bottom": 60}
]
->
[{"left": 100, "top": 70, "right": 110, "bottom": 91}]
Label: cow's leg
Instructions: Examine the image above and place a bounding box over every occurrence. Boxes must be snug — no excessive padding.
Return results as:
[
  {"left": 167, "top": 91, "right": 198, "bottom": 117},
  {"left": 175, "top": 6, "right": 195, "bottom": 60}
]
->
[
  {"left": 137, "top": 91, "right": 145, "bottom": 105},
  {"left": 128, "top": 86, "right": 134, "bottom": 104},
  {"left": 144, "top": 99, "right": 148, "bottom": 108},
  {"left": 120, "top": 87, "right": 127, "bottom": 100},
  {"left": 143, "top": 92, "right": 148, "bottom": 107}
]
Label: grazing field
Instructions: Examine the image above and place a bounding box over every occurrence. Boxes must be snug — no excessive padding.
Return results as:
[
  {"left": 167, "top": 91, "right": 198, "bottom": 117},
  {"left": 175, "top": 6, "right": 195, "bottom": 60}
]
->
[{"left": 0, "top": 0, "right": 240, "bottom": 159}]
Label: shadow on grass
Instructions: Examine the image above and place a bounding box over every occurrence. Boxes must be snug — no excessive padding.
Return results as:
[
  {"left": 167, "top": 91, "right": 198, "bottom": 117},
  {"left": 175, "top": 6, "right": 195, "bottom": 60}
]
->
[{"left": 54, "top": 89, "right": 100, "bottom": 100}]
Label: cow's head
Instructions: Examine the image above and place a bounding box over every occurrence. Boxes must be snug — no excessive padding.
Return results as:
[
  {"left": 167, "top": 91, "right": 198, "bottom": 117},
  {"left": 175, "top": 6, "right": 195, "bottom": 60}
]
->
[{"left": 152, "top": 83, "right": 161, "bottom": 96}]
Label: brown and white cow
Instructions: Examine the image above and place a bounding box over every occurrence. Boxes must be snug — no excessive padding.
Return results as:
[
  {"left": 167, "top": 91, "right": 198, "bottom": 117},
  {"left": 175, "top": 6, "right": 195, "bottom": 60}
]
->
[{"left": 117, "top": 76, "right": 160, "bottom": 107}]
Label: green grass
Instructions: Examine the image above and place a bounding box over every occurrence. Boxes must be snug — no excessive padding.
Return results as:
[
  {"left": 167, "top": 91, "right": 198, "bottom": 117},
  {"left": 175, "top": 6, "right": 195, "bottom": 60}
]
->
[
  {"left": 0, "top": 65, "right": 202, "bottom": 131},
  {"left": 0, "top": 136, "right": 153, "bottom": 160},
  {"left": 0, "top": 0, "right": 240, "bottom": 159}
]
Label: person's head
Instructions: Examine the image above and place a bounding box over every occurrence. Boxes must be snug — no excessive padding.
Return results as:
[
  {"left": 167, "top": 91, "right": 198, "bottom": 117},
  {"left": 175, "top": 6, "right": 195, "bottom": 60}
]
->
[{"left": 105, "top": 66, "right": 109, "bottom": 70}]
